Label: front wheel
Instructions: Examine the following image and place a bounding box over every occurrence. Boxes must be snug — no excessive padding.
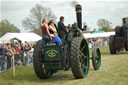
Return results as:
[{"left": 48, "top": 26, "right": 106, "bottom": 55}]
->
[
  {"left": 92, "top": 48, "right": 101, "bottom": 70},
  {"left": 70, "top": 37, "right": 90, "bottom": 79}
]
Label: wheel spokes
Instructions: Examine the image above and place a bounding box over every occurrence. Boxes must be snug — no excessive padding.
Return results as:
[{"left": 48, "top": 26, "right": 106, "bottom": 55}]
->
[
  {"left": 81, "top": 63, "right": 87, "bottom": 72},
  {"left": 81, "top": 45, "right": 86, "bottom": 51},
  {"left": 95, "top": 56, "right": 99, "bottom": 60},
  {"left": 80, "top": 51, "right": 88, "bottom": 73}
]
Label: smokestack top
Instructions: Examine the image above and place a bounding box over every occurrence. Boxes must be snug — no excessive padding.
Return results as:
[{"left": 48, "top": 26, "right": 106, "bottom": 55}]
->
[{"left": 75, "top": 4, "right": 82, "bottom": 13}]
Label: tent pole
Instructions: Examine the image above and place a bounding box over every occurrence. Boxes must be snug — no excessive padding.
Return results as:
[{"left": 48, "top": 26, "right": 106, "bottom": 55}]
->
[{"left": 12, "top": 54, "right": 15, "bottom": 77}]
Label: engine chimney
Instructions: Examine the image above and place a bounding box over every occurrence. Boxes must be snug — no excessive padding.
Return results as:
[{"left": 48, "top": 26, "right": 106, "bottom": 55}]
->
[{"left": 75, "top": 4, "right": 82, "bottom": 30}]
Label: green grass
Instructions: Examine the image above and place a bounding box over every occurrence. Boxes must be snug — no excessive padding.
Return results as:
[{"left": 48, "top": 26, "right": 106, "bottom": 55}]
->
[
  {"left": 89, "top": 46, "right": 109, "bottom": 57},
  {"left": 0, "top": 46, "right": 128, "bottom": 85}
]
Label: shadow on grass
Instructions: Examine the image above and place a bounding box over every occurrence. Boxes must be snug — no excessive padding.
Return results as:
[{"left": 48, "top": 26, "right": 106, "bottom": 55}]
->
[
  {"left": 108, "top": 51, "right": 128, "bottom": 56},
  {"left": 115, "top": 51, "right": 128, "bottom": 54},
  {"left": 101, "top": 51, "right": 128, "bottom": 56}
]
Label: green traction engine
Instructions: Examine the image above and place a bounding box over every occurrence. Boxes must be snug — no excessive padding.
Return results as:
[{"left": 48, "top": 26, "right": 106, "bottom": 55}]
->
[{"left": 33, "top": 4, "right": 101, "bottom": 79}]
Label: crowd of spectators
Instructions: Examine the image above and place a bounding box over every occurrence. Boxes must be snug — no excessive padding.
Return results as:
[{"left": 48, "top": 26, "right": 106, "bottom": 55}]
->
[
  {"left": 0, "top": 41, "right": 35, "bottom": 72},
  {"left": 87, "top": 37, "right": 109, "bottom": 48}
]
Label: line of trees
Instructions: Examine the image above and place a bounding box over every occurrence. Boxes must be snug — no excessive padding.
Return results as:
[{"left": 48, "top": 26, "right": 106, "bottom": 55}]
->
[
  {"left": 97, "top": 19, "right": 113, "bottom": 32},
  {"left": 0, "top": 20, "right": 20, "bottom": 37}
]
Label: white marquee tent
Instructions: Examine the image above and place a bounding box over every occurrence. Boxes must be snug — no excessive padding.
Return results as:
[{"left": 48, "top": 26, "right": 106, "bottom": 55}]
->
[
  {"left": 83, "top": 32, "right": 115, "bottom": 39},
  {"left": 0, "top": 33, "right": 42, "bottom": 43}
]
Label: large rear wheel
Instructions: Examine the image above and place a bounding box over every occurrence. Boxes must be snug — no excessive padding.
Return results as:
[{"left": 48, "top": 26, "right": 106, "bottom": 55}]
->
[
  {"left": 33, "top": 40, "right": 53, "bottom": 79},
  {"left": 115, "top": 26, "right": 121, "bottom": 36},
  {"left": 109, "top": 35, "right": 116, "bottom": 54},
  {"left": 64, "top": 45, "right": 70, "bottom": 70},
  {"left": 70, "top": 37, "right": 90, "bottom": 79}
]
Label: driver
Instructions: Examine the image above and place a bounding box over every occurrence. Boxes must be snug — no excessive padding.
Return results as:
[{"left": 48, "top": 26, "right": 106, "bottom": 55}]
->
[
  {"left": 121, "top": 18, "right": 128, "bottom": 38},
  {"left": 57, "top": 16, "right": 67, "bottom": 44}
]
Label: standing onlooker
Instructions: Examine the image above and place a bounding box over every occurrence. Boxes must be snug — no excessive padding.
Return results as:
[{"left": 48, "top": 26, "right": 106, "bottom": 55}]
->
[
  {"left": 14, "top": 43, "right": 21, "bottom": 66},
  {"left": 0, "top": 45, "right": 6, "bottom": 72},
  {"left": 24, "top": 42, "right": 31, "bottom": 66},
  {"left": 28, "top": 44, "right": 33, "bottom": 64},
  {"left": 6, "top": 43, "right": 13, "bottom": 70},
  {"left": 20, "top": 43, "right": 25, "bottom": 65}
]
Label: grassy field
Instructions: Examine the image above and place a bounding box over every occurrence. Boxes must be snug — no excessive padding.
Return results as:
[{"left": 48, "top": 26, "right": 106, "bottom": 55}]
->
[{"left": 0, "top": 46, "right": 128, "bottom": 85}]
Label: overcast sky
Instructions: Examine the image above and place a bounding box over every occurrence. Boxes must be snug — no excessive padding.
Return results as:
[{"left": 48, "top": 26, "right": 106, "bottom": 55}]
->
[{"left": 1, "top": 0, "right": 128, "bottom": 32}]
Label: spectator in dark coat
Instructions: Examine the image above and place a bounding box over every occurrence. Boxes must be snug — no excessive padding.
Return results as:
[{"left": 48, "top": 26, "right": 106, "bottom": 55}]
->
[{"left": 21, "top": 43, "right": 25, "bottom": 65}]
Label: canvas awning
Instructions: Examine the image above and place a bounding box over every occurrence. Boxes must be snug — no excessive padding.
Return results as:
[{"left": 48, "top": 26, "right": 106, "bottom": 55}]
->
[{"left": 0, "top": 33, "right": 42, "bottom": 43}]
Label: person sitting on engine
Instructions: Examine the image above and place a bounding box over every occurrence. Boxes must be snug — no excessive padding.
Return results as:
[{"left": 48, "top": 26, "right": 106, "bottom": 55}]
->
[
  {"left": 48, "top": 20, "right": 57, "bottom": 37},
  {"left": 41, "top": 18, "right": 52, "bottom": 48},
  {"left": 48, "top": 20, "right": 62, "bottom": 46},
  {"left": 52, "top": 32, "right": 62, "bottom": 46}
]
